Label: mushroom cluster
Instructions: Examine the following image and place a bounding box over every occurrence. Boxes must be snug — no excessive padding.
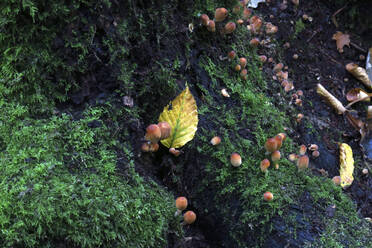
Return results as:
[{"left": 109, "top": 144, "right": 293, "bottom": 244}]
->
[
  {"left": 287, "top": 144, "right": 313, "bottom": 171},
  {"left": 200, "top": 8, "right": 237, "bottom": 35},
  {"left": 260, "top": 133, "right": 286, "bottom": 172},
  {"left": 175, "top": 196, "right": 197, "bottom": 226},
  {"left": 141, "top": 122, "right": 171, "bottom": 153}
]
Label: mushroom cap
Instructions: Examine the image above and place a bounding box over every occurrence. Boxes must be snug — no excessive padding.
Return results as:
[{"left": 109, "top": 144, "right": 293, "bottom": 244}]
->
[
  {"left": 274, "top": 135, "right": 283, "bottom": 150},
  {"left": 240, "top": 69, "right": 248, "bottom": 77},
  {"left": 210, "top": 136, "right": 221, "bottom": 146},
  {"left": 183, "top": 211, "right": 197, "bottom": 224},
  {"left": 299, "top": 145, "right": 307, "bottom": 155},
  {"left": 158, "top": 121, "right": 171, "bottom": 140},
  {"left": 215, "top": 8, "right": 228, "bottom": 22},
  {"left": 288, "top": 153, "right": 298, "bottom": 161},
  {"left": 260, "top": 159, "right": 270, "bottom": 172},
  {"left": 145, "top": 124, "right": 161, "bottom": 143},
  {"left": 175, "top": 197, "right": 188, "bottom": 210},
  {"left": 207, "top": 20, "right": 216, "bottom": 32},
  {"left": 169, "top": 148, "right": 181, "bottom": 157},
  {"left": 297, "top": 155, "right": 309, "bottom": 170},
  {"left": 250, "top": 38, "right": 260, "bottom": 46},
  {"left": 271, "top": 150, "right": 281, "bottom": 162},
  {"left": 277, "top": 133, "right": 286, "bottom": 142},
  {"left": 228, "top": 51, "right": 236, "bottom": 60},
  {"left": 264, "top": 138, "right": 278, "bottom": 153},
  {"left": 259, "top": 55, "right": 267, "bottom": 62},
  {"left": 230, "top": 153, "right": 242, "bottom": 167},
  {"left": 235, "top": 64, "right": 242, "bottom": 71},
  {"left": 224, "top": 22, "right": 236, "bottom": 34},
  {"left": 239, "top": 57, "right": 247, "bottom": 68},
  {"left": 200, "top": 14, "right": 210, "bottom": 26},
  {"left": 263, "top": 192, "right": 273, "bottom": 201},
  {"left": 332, "top": 176, "right": 341, "bottom": 186},
  {"left": 312, "top": 150, "right": 320, "bottom": 158},
  {"left": 141, "top": 143, "right": 150, "bottom": 152}
]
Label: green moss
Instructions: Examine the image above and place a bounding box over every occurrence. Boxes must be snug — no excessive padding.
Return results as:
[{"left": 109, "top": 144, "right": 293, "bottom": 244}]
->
[
  {"left": 294, "top": 19, "right": 306, "bottom": 38},
  {"left": 0, "top": 101, "right": 179, "bottom": 247}
]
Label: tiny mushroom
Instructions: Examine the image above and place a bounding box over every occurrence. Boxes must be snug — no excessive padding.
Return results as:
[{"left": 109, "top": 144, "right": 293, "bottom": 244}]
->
[
  {"left": 158, "top": 121, "right": 171, "bottom": 140},
  {"left": 296, "top": 113, "right": 304, "bottom": 123},
  {"left": 332, "top": 176, "right": 341, "bottom": 186},
  {"left": 200, "top": 14, "right": 210, "bottom": 26},
  {"left": 207, "top": 20, "right": 216, "bottom": 32},
  {"left": 299, "top": 145, "right": 307, "bottom": 155},
  {"left": 239, "top": 57, "right": 247, "bottom": 68},
  {"left": 250, "top": 38, "right": 260, "bottom": 47},
  {"left": 215, "top": 8, "right": 228, "bottom": 22},
  {"left": 145, "top": 124, "right": 162, "bottom": 143},
  {"left": 169, "top": 148, "right": 181, "bottom": 157},
  {"left": 235, "top": 64, "right": 242, "bottom": 71},
  {"left": 297, "top": 155, "right": 309, "bottom": 171},
  {"left": 223, "top": 22, "right": 236, "bottom": 34},
  {"left": 312, "top": 150, "right": 320, "bottom": 158},
  {"left": 175, "top": 197, "right": 188, "bottom": 216},
  {"left": 259, "top": 55, "right": 267, "bottom": 63},
  {"left": 228, "top": 51, "right": 236, "bottom": 60},
  {"left": 271, "top": 150, "right": 281, "bottom": 169},
  {"left": 265, "top": 138, "right": 278, "bottom": 153},
  {"left": 231, "top": 152, "right": 242, "bottom": 167},
  {"left": 277, "top": 133, "right": 286, "bottom": 141},
  {"left": 362, "top": 168, "right": 368, "bottom": 175},
  {"left": 210, "top": 136, "right": 221, "bottom": 146},
  {"left": 182, "top": 211, "right": 197, "bottom": 225},
  {"left": 260, "top": 159, "right": 271, "bottom": 173},
  {"left": 274, "top": 135, "right": 283, "bottom": 150},
  {"left": 288, "top": 153, "right": 298, "bottom": 161},
  {"left": 263, "top": 192, "right": 274, "bottom": 201}
]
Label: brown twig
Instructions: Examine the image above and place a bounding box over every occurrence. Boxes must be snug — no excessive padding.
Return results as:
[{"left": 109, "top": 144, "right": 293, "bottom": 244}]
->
[
  {"left": 331, "top": 5, "right": 347, "bottom": 28},
  {"left": 350, "top": 41, "right": 367, "bottom": 53},
  {"left": 319, "top": 49, "right": 343, "bottom": 66},
  {"left": 306, "top": 28, "right": 320, "bottom": 43}
]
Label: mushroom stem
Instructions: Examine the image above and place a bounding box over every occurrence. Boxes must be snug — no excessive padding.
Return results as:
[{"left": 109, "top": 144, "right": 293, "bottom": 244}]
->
[{"left": 174, "top": 209, "right": 182, "bottom": 217}]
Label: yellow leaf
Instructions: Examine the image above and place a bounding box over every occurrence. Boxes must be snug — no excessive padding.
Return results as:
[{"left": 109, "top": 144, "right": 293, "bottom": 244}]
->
[
  {"left": 339, "top": 143, "right": 354, "bottom": 188},
  {"left": 158, "top": 85, "right": 198, "bottom": 148}
]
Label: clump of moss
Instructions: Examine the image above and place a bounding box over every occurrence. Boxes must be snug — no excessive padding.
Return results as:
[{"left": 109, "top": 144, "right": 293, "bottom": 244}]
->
[{"left": 0, "top": 102, "right": 179, "bottom": 247}]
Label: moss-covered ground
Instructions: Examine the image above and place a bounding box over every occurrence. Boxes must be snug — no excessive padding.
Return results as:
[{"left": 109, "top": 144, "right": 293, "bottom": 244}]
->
[{"left": 0, "top": 0, "right": 371, "bottom": 247}]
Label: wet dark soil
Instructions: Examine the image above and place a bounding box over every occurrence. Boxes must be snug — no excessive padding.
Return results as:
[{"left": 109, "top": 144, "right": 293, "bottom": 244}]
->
[{"left": 254, "top": 0, "right": 372, "bottom": 220}]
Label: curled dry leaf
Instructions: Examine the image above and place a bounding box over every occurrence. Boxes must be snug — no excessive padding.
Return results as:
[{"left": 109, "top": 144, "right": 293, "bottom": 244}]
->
[
  {"left": 316, "top": 84, "right": 346, "bottom": 114},
  {"left": 346, "top": 63, "right": 372, "bottom": 89},
  {"left": 346, "top": 88, "right": 370, "bottom": 102},
  {"left": 332, "top": 31, "right": 350, "bottom": 53}
]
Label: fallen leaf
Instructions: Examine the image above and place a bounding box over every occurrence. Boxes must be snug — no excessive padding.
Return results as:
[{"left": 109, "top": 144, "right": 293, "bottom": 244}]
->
[
  {"left": 332, "top": 31, "right": 350, "bottom": 53},
  {"left": 346, "top": 88, "right": 370, "bottom": 102},
  {"left": 346, "top": 63, "right": 372, "bottom": 89},
  {"left": 158, "top": 85, "right": 198, "bottom": 148},
  {"left": 339, "top": 143, "right": 354, "bottom": 188}
]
